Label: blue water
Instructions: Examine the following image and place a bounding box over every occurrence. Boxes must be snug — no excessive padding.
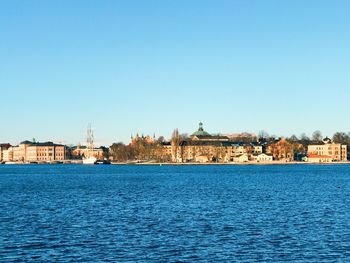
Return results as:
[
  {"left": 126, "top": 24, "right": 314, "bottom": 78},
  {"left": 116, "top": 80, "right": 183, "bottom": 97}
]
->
[{"left": 1, "top": 164, "right": 350, "bottom": 262}]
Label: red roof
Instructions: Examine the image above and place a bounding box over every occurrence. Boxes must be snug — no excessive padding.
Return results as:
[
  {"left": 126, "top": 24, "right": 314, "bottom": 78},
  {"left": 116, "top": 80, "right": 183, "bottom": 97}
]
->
[
  {"left": 0, "top": 143, "right": 11, "bottom": 150},
  {"left": 308, "top": 154, "right": 332, "bottom": 159}
]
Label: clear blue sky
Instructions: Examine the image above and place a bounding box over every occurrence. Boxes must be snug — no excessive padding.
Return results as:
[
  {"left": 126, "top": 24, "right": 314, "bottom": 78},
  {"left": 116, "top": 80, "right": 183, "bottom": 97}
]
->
[{"left": 1, "top": 0, "right": 350, "bottom": 146}]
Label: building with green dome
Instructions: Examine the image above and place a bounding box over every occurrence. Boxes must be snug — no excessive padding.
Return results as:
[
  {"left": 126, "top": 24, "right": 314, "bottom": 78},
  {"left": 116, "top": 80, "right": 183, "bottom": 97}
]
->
[
  {"left": 191, "top": 122, "right": 229, "bottom": 142},
  {"left": 191, "top": 122, "right": 211, "bottom": 137}
]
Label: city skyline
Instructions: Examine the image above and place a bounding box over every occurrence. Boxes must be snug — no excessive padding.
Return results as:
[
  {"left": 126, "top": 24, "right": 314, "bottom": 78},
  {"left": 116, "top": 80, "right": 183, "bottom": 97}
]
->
[
  {"left": 1, "top": 1, "right": 350, "bottom": 145},
  {"left": 2, "top": 121, "right": 349, "bottom": 147}
]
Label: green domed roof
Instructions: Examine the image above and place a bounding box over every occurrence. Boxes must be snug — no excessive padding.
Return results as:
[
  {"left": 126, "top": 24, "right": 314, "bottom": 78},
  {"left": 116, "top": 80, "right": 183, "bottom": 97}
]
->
[
  {"left": 191, "top": 122, "right": 211, "bottom": 136},
  {"left": 20, "top": 140, "right": 33, "bottom": 145}
]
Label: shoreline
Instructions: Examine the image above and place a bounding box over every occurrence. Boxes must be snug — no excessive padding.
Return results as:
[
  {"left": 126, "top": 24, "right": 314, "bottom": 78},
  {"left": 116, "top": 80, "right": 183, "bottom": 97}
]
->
[
  {"left": 125, "top": 161, "right": 350, "bottom": 166},
  {"left": 1, "top": 161, "right": 350, "bottom": 166}
]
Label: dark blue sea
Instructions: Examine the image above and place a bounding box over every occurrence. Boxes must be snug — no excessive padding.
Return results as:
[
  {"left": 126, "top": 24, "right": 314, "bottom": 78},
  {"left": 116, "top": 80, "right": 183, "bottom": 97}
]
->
[{"left": 1, "top": 164, "right": 350, "bottom": 262}]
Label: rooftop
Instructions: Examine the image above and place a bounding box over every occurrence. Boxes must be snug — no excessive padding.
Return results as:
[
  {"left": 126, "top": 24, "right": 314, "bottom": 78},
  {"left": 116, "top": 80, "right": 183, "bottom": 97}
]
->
[
  {"left": 191, "top": 122, "right": 211, "bottom": 137},
  {"left": 19, "top": 140, "right": 65, "bottom": 147},
  {"left": 308, "top": 154, "right": 333, "bottom": 159}
]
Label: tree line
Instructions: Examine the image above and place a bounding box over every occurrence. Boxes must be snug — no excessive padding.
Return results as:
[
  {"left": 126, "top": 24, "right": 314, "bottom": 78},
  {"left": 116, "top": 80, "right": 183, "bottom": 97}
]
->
[
  {"left": 259, "top": 130, "right": 350, "bottom": 154},
  {"left": 109, "top": 136, "right": 171, "bottom": 162},
  {"left": 109, "top": 129, "right": 350, "bottom": 162}
]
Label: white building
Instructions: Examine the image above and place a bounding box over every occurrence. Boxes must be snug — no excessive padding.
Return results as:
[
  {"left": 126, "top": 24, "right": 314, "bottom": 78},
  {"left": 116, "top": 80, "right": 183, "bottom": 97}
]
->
[
  {"left": 233, "top": 154, "right": 249, "bottom": 163},
  {"left": 253, "top": 153, "right": 273, "bottom": 162}
]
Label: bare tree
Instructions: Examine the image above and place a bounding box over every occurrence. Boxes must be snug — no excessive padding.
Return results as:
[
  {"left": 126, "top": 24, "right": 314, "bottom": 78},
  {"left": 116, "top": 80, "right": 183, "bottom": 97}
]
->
[
  {"left": 110, "top": 142, "right": 133, "bottom": 162},
  {"left": 287, "top": 135, "right": 299, "bottom": 143},
  {"left": 157, "top": 136, "right": 165, "bottom": 144},
  {"left": 258, "top": 130, "right": 269, "bottom": 140},
  {"left": 299, "top": 133, "right": 310, "bottom": 148},
  {"left": 312, "top": 130, "right": 323, "bottom": 142},
  {"left": 171, "top": 129, "right": 180, "bottom": 162},
  {"left": 333, "top": 132, "right": 349, "bottom": 145},
  {"left": 213, "top": 145, "right": 227, "bottom": 163}
]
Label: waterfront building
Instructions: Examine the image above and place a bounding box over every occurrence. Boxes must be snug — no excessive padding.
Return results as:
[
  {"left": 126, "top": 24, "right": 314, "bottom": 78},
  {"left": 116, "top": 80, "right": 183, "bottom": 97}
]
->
[
  {"left": 174, "top": 139, "right": 226, "bottom": 163},
  {"left": 307, "top": 154, "right": 333, "bottom": 163},
  {"left": 0, "top": 143, "right": 11, "bottom": 162},
  {"left": 71, "top": 145, "right": 104, "bottom": 160},
  {"left": 194, "top": 154, "right": 210, "bottom": 163},
  {"left": 190, "top": 122, "right": 229, "bottom": 142},
  {"left": 26, "top": 142, "right": 66, "bottom": 162},
  {"left": 172, "top": 123, "right": 265, "bottom": 163},
  {"left": 230, "top": 143, "right": 247, "bottom": 156},
  {"left": 252, "top": 153, "right": 274, "bottom": 162},
  {"left": 251, "top": 143, "right": 263, "bottom": 154},
  {"left": 232, "top": 154, "right": 249, "bottom": 163},
  {"left": 2, "top": 148, "right": 13, "bottom": 162},
  {"left": 160, "top": 142, "right": 172, "bottom": 161},
  {"left": 2, "top": 141, "right": 66, "bottom": 162},
  {"left": 308, "top": 139, "right": 347, "bottom": 162},
  {"left": 12, "top": 140, "right": 32, "bottom": 162},
  {"left": 171, "top": 123, "right": 225, "bottom": 163}
]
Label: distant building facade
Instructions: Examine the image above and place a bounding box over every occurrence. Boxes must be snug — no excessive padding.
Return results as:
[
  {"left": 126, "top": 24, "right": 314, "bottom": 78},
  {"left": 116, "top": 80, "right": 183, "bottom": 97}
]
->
[
  {"left": 252, "top": 153, "right": 273, "bottom": 162},
  {"left": 0, "top": 143, "right": 11, "bottom": 162},
  {"left": 171, "top": 123, "right": 278, "bottom": 163},
  {"left": 172, "top": 123, "right": 229, "bottom": 163},
  {"left": 307, "top": 154, "right": 333, "bottom": 163},
  {"left": 2, "top": 148, "right": 13, "bottom": 162},
  {"left": 27, "top": 142, "right": 66, "bottom": 162},
  {"left": 70, "top": 145, "right": 104, "bottom": 160},
  {"left": 308, "top": 138, "right": 347, "bottom": 162},
  {"left": 160, "top": 142, "right": 172, "bottom": 161},
  {"left": 3, "top": 140, "right": 66, "bottom": 162}
]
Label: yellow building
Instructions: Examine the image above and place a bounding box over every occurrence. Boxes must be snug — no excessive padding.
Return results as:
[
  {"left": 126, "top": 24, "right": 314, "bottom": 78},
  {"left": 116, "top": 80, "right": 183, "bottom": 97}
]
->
[
  {"left": 232, "top": 154, "right": 249, "bottom": 163},
  {"left": 0, "top": 144, "right": 9, "bottom": 161},
  {"left": 173, "top": 123, "right": 255, "bottom": 163},
  {"left": 27, "top": 142, "right": 66, "bottom": 162},
  {"left": 308, "top": 139, "right": 347, "bottom": 162},
  {"left": 171, "top": 123, "right": 273, "bottom": 163},
  {"left": 4, "top": 141, "right": 66, "bottom": 162},
  {"left": 71, "top": 145, "right": 104, "bottom": 159},
  {"left": 2, "top": 148, "right": 13, "bottom": 162},
  {"left": 307, "top": 154, "right": 333, "bottom": 163},
  {"left": 159, "top": 142, "right": 172, "bottom": 161},
  {"left": 175, "top": 140, "right": 227, "bottom": 163},
  {"left": 12, "top": 141, "right": 32, "bottom": 162}
]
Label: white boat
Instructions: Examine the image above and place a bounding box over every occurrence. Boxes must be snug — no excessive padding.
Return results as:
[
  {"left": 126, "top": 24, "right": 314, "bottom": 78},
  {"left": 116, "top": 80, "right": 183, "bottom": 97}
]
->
[
  {"left": 5, "top": 161, "right": 17, "bottom": 165},
  {"left": 83, "top": 156, "right": 97, "bottom": 165}
]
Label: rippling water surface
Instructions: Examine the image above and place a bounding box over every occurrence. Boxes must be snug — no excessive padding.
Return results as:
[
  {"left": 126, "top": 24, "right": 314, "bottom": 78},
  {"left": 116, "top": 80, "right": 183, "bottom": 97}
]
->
[{"left": 1, "top": 164, "right": 350, "bottom": 262}]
